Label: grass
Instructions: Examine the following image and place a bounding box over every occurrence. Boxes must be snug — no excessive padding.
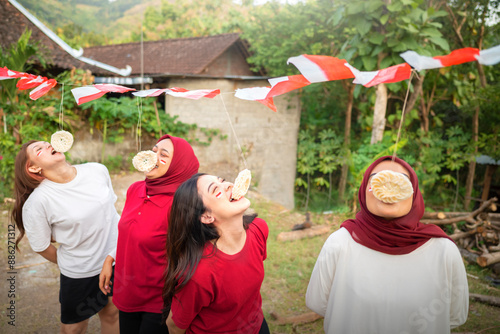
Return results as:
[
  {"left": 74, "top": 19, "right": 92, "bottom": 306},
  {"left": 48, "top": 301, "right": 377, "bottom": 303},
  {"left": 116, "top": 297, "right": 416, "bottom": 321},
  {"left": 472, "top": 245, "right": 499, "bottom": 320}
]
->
[{"left": 248, "top": 193, "right": 500, "bottom": 334}]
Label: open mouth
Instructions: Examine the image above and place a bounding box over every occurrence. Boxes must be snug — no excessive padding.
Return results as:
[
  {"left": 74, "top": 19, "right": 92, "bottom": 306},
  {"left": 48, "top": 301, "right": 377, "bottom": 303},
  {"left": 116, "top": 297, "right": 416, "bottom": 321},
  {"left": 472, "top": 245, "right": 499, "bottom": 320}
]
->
[{"left": 51, "top": 149, "right": 57, "bottom": 155}]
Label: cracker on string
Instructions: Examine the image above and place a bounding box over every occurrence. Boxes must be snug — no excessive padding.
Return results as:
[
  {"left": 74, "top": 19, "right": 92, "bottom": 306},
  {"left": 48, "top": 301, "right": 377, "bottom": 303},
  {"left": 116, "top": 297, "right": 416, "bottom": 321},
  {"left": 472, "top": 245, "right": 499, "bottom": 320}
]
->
[
  {"left": 370, "top": 170, "right": 413, "bottom": 204},
  {"left": 132, "top": 150, "right": 157, "bottom": 172},
  {"left": 51, "top": 130, "right": 74, "bottom": 152},
  {"left": 231, "top": 169, "right": 251, "bottom": 201}
]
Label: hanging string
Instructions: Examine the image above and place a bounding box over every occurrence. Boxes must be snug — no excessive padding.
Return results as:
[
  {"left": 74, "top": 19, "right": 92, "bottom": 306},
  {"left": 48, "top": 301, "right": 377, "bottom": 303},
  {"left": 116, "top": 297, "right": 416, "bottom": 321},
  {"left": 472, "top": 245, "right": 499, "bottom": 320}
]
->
[
  {"left": 219, "top": 94, "right": 248, "bottom": 168},
  {"left": 59, "top": 83, "right": 65, "bottom": 130},
  {"left": 136, "top": 97, "right": 143, "bottom": 152},
  {"left": 392, "top": 70, "right": 416, "bottom": 162}
]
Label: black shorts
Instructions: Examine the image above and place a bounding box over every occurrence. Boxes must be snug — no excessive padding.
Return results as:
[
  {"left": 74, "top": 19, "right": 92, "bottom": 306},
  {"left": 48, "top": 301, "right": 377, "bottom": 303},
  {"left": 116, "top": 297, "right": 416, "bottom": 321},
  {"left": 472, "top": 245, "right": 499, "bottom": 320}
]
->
[{"left": 59, "top": 267, "right": 114, "bottom": 324}]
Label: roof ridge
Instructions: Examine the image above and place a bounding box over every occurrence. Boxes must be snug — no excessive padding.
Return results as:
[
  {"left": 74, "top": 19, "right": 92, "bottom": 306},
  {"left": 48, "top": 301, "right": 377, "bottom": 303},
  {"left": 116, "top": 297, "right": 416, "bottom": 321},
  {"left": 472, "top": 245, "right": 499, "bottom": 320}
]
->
[{"left": 84, "top": 32, "right": 241, "bottom": 50}]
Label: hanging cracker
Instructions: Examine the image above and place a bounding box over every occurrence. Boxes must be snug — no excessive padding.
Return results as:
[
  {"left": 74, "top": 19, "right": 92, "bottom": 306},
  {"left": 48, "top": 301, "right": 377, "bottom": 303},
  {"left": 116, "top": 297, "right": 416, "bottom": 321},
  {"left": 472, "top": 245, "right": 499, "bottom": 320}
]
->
[
  {"left": 132, "top": 150, "right": 157, "bottom": 172},
  {"left": 51, "top": 130, "right": 74, "bottom": 152},
  {"left": 231, "top": 169, "right": 251, "bottom": 201},
  {"left": 370, "top": 170, "right": 413, "bottom": 204}
]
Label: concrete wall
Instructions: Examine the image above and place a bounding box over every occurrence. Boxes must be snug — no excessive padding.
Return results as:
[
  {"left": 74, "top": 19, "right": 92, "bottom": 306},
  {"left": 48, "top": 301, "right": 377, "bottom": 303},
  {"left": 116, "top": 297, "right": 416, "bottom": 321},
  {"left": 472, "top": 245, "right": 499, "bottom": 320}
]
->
[{"left": 165, "top": 78, "right": 301, "bottom": 209}]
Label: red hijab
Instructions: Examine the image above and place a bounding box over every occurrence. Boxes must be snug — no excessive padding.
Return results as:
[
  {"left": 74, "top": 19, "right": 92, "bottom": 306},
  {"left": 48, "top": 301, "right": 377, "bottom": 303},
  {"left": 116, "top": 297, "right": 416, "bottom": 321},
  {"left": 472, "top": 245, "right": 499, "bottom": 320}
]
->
[
  {"left": 145, "top": 134, "right": 199, "bottom": 196},
  {"left": 341, "top": 156, "right": 452, "bottom": 255}
]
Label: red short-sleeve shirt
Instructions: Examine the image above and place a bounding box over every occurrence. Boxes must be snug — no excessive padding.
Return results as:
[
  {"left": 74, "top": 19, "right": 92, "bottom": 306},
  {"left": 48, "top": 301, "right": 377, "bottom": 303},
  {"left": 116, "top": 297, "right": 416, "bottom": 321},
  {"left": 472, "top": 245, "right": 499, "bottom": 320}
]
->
[
  {"left": 172, "top": 218, "right": 269, "bottom": 334},
  {"left": 113, "top": 181, "right": 173, "bottom": 313}
]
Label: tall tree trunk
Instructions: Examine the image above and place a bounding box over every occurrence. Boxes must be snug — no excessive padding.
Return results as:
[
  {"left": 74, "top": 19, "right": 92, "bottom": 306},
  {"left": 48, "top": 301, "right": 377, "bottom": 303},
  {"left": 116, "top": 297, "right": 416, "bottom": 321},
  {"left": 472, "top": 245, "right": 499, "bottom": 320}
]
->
[
  {"left": 464, "top": 61, "right": 486, "bottom": 209},
  {"left": 371, "top": 83, "right": 387, "bottom": 144},
  {"left": 339, "top": 84, "right": 354, "bottom": 201}
]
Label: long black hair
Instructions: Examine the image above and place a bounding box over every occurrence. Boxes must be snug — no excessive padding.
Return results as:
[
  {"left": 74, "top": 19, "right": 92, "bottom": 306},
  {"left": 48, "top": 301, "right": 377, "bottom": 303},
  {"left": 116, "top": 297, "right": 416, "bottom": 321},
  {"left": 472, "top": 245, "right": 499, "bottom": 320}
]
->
[{"left": 162, "top": 173, "right": 256, "bottom": 319}]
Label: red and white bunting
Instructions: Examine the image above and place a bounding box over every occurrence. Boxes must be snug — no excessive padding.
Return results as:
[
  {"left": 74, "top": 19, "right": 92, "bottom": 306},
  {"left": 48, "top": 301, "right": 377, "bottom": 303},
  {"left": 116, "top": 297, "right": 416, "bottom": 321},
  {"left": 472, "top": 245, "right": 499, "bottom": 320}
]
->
[
  {"left": 71, "top": 84, "right": 135, "bottom": 105},
  {"left": 475, "top": 44, "right": 500, "bottom": 66},
  {"left": 132, "top": 89, "right": 169, "bottom": 97},
  {"left": 267, "top": 75, "right": 311, "bottom": 98},
  {"left": 16, "top": 74, "right": 46, "bottom": 90},
  {"left": 234, "top": 87, "right": 271, "bottom": 100},
  {"left": 234, "top": 87, "right": 276, "bottom": 111},
  {"left": 133, "top": 87, "right": 220, "bottom": 99},
  {"left": 400, "top": 47, "right": 480, "bottom": 71},
  {"left": 166, "top": 87, "right": 220, "bottom": 99},
  {"left": 287, "top": 55, "right": 355, "bottom": 83},
  {"left": 93, "top": 84, "right": 136, "bottom": 94},
  {"left": 345, "top": 63, "right": 412, "bottom": 87},
  {"left": 71, "top": 86, "right": 106, "bottom": 105},
  {"left": 29, "top": 79, "right": 57, "bottom": 100},
  {"left": 0, "top": 67, "right": 24, "bottom": 80}
]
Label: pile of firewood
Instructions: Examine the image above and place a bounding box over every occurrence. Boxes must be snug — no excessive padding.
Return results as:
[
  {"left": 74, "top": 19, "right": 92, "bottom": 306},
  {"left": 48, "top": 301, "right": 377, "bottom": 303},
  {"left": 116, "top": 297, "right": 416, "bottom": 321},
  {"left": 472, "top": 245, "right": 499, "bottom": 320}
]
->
[{"left": 422, "top": 197, "right": 500, "bottom": 272}]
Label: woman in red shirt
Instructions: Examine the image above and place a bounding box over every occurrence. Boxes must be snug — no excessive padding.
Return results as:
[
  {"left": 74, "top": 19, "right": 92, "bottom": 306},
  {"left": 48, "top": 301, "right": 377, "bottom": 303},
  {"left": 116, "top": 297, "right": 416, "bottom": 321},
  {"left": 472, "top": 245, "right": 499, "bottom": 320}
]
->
[
  {"left": 100, "top": 134, "right": 199, "bottom": 333},
  {"left": 163, "top": 173, "right": 270, "bottom": 334}
]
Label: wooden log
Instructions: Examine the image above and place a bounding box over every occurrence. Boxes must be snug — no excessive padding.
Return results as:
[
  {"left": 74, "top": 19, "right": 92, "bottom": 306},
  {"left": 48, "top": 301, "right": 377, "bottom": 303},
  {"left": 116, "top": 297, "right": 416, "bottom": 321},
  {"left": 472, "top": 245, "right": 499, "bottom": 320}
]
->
[
  {"left": 423, "top": 212, "right": 466, "bottom": 219},
  {"left": 469, "top": 293, "right": 500, "bottom": 307},
  {"left": 421, "top": 197, "right": 497, "bottom": 225},
  {"left": 277, "top": 225, "right": 331, "bottom": 242},
  {"left": 450, "top": 227, "right": 484, "bottom": 241},
  {"left": 477, "top": 251, "right": 500, "bottom": 267},
  {"left": 270, "top": 311, "right": 322, "bottom": 325},
  {"left": 460, "top": 248, "right": 479, "bottom": 264}
]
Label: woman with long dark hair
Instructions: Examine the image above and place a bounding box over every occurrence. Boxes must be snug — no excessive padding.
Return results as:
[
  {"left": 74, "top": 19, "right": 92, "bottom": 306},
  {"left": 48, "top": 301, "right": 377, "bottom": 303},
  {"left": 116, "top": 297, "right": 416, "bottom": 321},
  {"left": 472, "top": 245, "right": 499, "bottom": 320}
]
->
[
  {"left": 12, "top": 140, "right": 119, "bottom": 334},
  {"left": 306, "top": 156, "right": 469, "bottom": 333},
  {"left": 163, "top": 173, "right": 270, "bottom": 334},
  {"left": 99, "top": 134, "right": 199, "bottom": 333}
]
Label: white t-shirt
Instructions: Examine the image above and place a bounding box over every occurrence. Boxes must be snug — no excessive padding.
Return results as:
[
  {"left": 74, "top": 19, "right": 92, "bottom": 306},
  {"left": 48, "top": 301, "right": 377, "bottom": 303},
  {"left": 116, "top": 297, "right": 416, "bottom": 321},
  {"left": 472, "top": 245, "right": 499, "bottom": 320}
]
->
[
  {"left": 306, "top": 227, "right": 468, "bottom": 334},
  {"left": 23, "top": 163, "right": 119, "bottom": 278}
]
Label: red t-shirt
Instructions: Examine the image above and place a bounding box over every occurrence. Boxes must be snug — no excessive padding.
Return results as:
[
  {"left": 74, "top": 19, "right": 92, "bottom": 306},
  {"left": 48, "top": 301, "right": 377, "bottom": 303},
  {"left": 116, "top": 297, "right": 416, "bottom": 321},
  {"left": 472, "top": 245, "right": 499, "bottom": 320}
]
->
[
  {"left": 171, "top": 218, "right": 269, "bottom": 334},
  {"left": 113, "top": 181, "right": 173, "bottom": 313}
]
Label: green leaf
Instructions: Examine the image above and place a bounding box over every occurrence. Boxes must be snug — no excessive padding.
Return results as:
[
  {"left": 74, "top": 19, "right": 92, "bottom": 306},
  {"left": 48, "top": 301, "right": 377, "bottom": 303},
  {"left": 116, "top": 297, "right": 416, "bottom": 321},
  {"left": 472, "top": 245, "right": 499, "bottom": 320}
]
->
[
  {"left": 354, "top": 19, "right": 372, "bottom": 36},
  {"left": 368, "top": 32, "right": 385, "bottom": 45},
  {"left": 429, "top": 36, "right": 450, "bottom": 51},
  {"left": 420, "top": 27, "right": 442, "bottom": 38},
  {"left": 379, "top": 14, "right": 389, "bottom": 25},
  {"left": 387, "top": 2, "right": 403, "bottom": 12},
  {"left": 361, "top": 55, "right": 378, "bottom": 71}
]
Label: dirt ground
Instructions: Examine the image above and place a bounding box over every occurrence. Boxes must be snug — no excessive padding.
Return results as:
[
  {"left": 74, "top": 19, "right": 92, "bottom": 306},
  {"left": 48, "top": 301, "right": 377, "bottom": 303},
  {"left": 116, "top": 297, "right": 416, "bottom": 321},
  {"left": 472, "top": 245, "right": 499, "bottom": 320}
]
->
[{"left": 0, "top": 172, "right": 144, "bottom": 334}]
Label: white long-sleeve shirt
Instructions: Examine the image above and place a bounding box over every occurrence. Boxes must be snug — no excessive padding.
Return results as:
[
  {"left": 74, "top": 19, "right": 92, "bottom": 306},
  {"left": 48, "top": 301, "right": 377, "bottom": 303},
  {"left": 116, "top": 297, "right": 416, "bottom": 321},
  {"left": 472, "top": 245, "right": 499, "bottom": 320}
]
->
[
  {"left": 23, "top": 163, "right": 119, "bottom": 278},
  {"left": 306, "top": 227, "right": 468, "bottom": 334}
]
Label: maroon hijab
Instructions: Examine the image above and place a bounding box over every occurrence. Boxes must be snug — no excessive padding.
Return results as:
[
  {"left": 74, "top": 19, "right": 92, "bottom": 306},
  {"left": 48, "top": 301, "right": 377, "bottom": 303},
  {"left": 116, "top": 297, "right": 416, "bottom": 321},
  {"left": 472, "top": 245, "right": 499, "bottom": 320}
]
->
[
  {"left": 341, "top": 156, "right": 452, "bottom": 255},
  {"left": 145, "top": 134, "right": 199, "bottom": 196}
]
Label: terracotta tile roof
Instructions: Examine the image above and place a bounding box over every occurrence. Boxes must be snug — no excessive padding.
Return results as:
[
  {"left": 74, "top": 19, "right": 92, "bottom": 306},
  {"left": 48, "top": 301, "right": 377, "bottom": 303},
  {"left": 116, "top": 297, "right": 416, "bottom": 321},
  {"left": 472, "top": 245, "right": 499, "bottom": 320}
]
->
[
  {"left": 0, "top": 0, "right": 114, "bottom": 75},
  {"left": 83, "top": 33, "right": 257, "bottom": 77}
]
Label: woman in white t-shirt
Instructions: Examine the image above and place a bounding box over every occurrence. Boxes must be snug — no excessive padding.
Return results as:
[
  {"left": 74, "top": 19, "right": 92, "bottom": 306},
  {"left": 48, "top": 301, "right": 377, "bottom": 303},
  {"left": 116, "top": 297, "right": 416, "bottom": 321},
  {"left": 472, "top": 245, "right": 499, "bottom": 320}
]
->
[
  {"left": 11, "top": 140, "right": 120, "bottom": 334},
  {"left": 306, "top": 156, "right": 469, "bottom": 334}
]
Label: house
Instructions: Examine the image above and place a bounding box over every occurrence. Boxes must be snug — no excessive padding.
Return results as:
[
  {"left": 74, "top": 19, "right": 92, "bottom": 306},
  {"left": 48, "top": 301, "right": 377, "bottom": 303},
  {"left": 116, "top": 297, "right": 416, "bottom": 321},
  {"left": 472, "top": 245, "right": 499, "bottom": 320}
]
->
[
  {"left": 1, "top": 0, "right": 301, "bottom": 209},
  {"left": 83, "top": 34, "right": 301, "bottom": 209}
]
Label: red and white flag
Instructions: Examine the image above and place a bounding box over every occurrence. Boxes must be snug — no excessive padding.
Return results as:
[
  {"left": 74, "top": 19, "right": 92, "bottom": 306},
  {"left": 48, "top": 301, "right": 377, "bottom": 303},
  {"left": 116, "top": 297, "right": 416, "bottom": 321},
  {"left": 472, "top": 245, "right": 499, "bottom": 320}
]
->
[
  {"left": 16, "top": 74, "right": 46, "bottom": 90},
  {"left": 132, "top": 89, "right": 169, "bottom": 97},
  {"left": 287, "top": 55, "right": 355, "bottom": 83},
  {"left": 166, "top": 87, "right": 220, "bottom": 99},
  {"left": 234, "top": 87, "right": 276, "bottom": 112},
  {"left": 475, "top": 44, "right": 500, "bottom": 66},
  {"left": 133, "top": 87, "right": 220, "bottom": 99},
  {"left": 345, "top": 63, "right": 412, "bottom": 87},
  {"left": 267, "top": 75, "right": 311, "bottom": 98},
  {"left": 400, "top": 47, "right": 480, "bottom": 71},
  {"left": 29, "top": 79, "right": 57, "bottom": 100},
  {"left": 71, "top": 84, "right": 135, "bottom": 105},
  {"left": 0, "top": 67, "right": 24, "bottom": 80}
]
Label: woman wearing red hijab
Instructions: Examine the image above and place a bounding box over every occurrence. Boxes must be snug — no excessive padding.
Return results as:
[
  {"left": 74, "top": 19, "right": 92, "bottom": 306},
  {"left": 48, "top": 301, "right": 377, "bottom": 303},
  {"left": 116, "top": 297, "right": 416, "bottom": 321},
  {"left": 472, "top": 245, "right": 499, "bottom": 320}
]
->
[
  {"left": 99, "top": 134, "right": 199, "bottom": 333},
  {"left": 306, "top": 156, "right": 468, "bottom": 334}
]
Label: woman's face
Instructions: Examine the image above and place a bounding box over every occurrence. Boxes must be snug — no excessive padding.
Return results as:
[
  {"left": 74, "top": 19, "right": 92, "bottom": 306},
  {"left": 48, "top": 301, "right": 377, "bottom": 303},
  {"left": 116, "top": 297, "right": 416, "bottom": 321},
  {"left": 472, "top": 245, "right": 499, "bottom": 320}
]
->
[
  {"left": 365, "top": 160, "right": 413, "bottom": 220},
  {"left": 145, "top": 138, "right": 174, "bottom": 179},
  {"left": 26, "top": 141, "right": 65, "bottom": 173},
  {"left": 197, "top": 175, "right": 251, "bottom": 222}
]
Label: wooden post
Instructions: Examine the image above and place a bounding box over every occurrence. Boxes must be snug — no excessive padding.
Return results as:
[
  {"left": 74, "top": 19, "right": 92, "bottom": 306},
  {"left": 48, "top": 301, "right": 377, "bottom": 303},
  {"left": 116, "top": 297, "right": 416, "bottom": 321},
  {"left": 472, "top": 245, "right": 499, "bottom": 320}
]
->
[{"left": 481, "top": 165, "right": 498, "bottom": 201}]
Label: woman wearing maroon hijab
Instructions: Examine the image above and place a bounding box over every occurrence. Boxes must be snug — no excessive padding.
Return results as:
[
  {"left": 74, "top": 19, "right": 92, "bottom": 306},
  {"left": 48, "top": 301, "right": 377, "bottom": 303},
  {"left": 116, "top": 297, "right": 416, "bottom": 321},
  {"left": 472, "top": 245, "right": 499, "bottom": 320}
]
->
[
  {"left": 306, "top": 156, "right": 469, "bottom": 334},
  {"left": 99, "top": 134, "right": 199, "bottom": 333}
]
